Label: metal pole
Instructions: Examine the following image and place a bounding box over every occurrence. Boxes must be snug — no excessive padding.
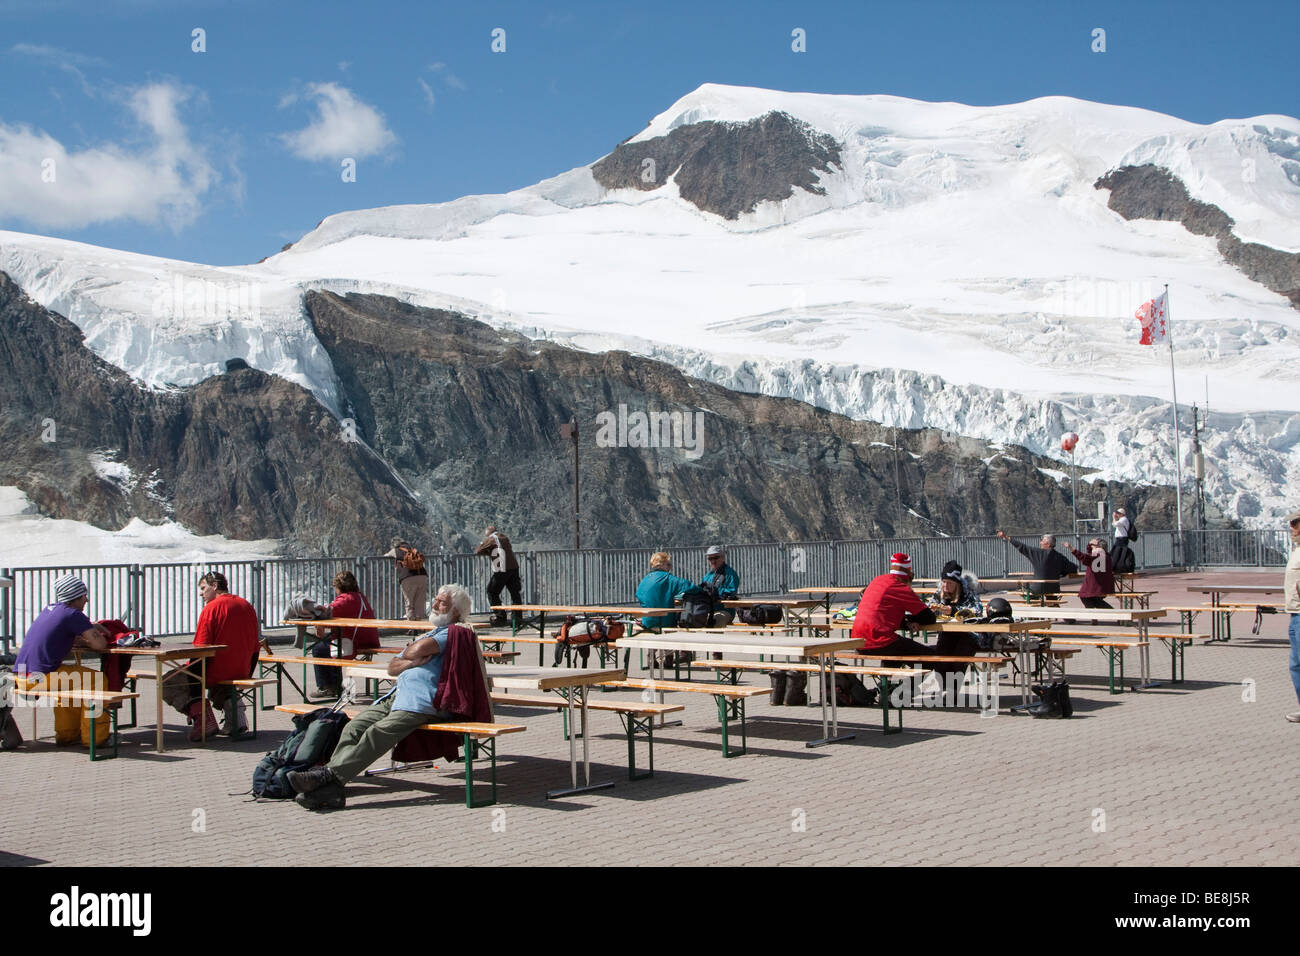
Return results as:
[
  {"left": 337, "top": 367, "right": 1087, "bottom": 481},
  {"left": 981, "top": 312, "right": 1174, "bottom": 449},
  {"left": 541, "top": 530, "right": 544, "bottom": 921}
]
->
[
  {"left": 1070, "top": 447, "right": 1077, "bottom": 538},
  {"left": 573, "top": 421, "right": 580, "bottom": 553},
  {"left": 1165, "top": 285, "right": 1185, "bottom": 565}
]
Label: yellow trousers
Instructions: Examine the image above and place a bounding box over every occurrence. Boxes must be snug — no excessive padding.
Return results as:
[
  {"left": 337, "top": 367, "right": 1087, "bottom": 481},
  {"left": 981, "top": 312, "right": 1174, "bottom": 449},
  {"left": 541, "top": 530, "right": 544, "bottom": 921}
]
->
[{"left": 18, "top": 665, "right": 111, "bottom": 746}]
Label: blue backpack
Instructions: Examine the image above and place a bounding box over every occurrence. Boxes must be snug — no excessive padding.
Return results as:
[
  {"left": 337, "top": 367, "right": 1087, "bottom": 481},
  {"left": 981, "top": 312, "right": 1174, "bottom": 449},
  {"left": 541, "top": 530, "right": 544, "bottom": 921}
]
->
[{"left": 252, "top": 707, "right": 350, "bottom": 799}]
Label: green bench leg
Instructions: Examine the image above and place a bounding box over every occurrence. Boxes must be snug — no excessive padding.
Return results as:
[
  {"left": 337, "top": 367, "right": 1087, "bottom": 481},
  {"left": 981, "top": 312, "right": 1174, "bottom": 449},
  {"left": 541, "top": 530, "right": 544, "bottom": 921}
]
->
[
  {"left": 88, "top": 705, "right": 119, "bottom": 762},
  {"left": 120, "top": 680, "right": 137, "bottom": 730},
  {"left": 717, "top": 696, "right": 746, "bottom": 757},
  {"left": 620, "top": 713, "right": 654, "bottom": 780},
  {"left": 464, "top": 735, "right": 498, "bottom": 808},
  {"left": 875, "top": 676, "right": 902, "bottom": 734}
]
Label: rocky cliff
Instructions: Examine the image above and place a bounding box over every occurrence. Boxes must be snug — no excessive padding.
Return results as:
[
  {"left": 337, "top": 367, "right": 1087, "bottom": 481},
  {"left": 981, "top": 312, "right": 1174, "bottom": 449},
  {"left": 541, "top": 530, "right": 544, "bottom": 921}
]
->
[
  {"left": 591, "top": 111, "right": 841, "bottom": 219},
  {"left": 1096, "top": 164, "right": 1300, "bottom": 307},
  {"left": 305, "top": 291, "right": 1178, "bottom": 552},
  {"left": 0, "top": 270, "right": 426, "bottom": 554}
]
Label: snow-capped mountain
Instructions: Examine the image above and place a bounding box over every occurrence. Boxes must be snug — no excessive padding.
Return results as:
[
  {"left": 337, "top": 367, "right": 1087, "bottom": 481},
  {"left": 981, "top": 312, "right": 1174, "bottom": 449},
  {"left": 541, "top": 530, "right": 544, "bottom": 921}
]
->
[{"left": 2, "top": 84, "right": 1298, "bottom": 532}]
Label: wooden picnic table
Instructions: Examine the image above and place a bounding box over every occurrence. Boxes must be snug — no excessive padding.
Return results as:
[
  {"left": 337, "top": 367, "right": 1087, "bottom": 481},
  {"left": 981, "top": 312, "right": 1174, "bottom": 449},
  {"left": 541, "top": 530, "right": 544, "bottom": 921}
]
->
[
  {"left": 1186, "top": 586, "right": 1283, "bottom": 641},
  {"left": 491, "top": 604, "right": 677, "bottom": 665},
  {"left": 827, "top": 618, "right": 1047, "bottom": 709},
  {"left": 1011, "top": 606, "right": 1166, "bottom": 687},
  {"left": 345, "top": 661, "right": 625, "bottom": 799},
  {"left": 618, "top": 632, "right": 862, "bottom": 747},
  {"left": 107, "top": 644, "right": 226, "bottom": 752}
]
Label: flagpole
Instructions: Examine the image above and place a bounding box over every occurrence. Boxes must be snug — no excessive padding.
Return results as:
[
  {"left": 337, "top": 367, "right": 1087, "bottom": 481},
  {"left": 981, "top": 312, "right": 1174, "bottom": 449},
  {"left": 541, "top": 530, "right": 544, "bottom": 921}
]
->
[{"left": 1165, "top": 283, "right": 1185, "bottom": 562}]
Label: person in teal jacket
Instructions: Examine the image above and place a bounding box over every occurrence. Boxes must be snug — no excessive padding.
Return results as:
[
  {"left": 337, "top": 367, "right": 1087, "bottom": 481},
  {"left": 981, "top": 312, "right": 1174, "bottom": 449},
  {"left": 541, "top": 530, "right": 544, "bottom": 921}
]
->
[
  {"left": 636, "top": 551, "right": 693, "bottom": 631},
  {"left": 700, "top": 544, "right": 741, "bottom": 625}
]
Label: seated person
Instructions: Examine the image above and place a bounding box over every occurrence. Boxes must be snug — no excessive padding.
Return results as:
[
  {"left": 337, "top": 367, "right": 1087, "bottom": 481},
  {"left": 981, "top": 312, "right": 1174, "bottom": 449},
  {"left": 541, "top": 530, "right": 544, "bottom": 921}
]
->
[
  {"left": 13, "top": 575, "right": 110, "bottom": 746},
  {"left": 928, "top": 561, "right": 985, "bottom": 671},
  {"left": 310, "top": 570, "right": 380, "bottom": 697},
  {"left": 850, "top": 553, "right": 942, "bottom": 694},
  {"left": 288, "top": 584, "right": 484, "bottom": 811},
  {"left": 1066, "top": 538, "right": 1115, "bottom": 609},
  {"left": 160, "top": 571, "right": 261, "bottom": 741},
  {"left": 635, "top": 552, "right": 693, "bottom": 632},
  {"left": 700, "top": 545, "right": 740, "bottom": 626},
  {"left": 636, "top": 551, "right": 695, "bottom": 668}
]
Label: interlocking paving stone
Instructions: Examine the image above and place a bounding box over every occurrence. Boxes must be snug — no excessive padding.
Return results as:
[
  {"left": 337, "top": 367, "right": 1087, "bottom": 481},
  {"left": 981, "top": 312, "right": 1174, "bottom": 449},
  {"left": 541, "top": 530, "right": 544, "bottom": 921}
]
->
[{"left": 2, "top": 570, "right": 1297, "bottom": 866}]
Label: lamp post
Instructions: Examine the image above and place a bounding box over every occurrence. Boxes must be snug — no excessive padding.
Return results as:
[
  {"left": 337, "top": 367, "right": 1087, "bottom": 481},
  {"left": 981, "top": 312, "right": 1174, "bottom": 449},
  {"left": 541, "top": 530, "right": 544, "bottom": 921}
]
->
[
  {"left": 559, "top": 419, "right": 580, "bottom": 552},
  {"left": 1061, "top": 432, "right": 1079, "bottom": 540}
]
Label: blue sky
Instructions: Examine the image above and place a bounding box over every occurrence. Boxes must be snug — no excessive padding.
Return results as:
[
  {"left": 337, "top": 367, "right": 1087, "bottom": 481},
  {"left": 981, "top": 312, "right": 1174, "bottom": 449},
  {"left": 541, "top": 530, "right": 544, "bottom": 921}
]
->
[{"left": 1, "top": 0, "right": 1296, "bottom": 266}]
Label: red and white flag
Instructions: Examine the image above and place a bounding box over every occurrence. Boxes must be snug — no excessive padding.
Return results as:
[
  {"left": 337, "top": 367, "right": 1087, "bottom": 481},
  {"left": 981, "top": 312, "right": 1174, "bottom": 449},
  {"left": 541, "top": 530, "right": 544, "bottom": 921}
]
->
[{"left": 1135, "top": 291, "right": 1169, "bottom": 345}]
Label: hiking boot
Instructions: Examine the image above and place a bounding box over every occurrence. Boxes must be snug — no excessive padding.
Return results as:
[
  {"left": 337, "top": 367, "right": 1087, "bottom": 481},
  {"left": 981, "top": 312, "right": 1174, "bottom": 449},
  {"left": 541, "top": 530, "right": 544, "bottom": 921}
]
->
[
  {"left": 1028, "top": 683, "right": 1064, "bottom": 719},
  {"left": 288, "top": 766, "right": 338, "bottom": 794},
  {"left": 295, "top": 782, "right": 345, "bottom": 811},
  {"left": 1057, "top": 681, "right": 1073, "bottom": 718},
  {"left": 220, "top": 698, "right": 250, "bottom": 738},
  {"left": 1286, "top": 712, "right": 1300, "bottom": 723},
  {"left": 769, "top": 672, "right": 787, "bottom": 706},
  {"left": 186, "top": 699, "right": 221, "bottom": 742}
]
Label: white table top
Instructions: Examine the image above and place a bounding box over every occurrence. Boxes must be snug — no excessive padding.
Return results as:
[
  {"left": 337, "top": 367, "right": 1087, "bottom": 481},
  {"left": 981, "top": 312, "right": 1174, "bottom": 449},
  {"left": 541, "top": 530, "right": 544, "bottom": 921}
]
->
[
  {"left": 618, "top": 633, "right": 862, "bottom": 657},
  {"left": 1188, "top": 585, "right": 1281, "bottom": 595},
  {"left": 342, "top": 661, "right": 624, "bottom": 692},
  {"left": 1009, "top": 606, "right": 1167, "bottom": 622}
]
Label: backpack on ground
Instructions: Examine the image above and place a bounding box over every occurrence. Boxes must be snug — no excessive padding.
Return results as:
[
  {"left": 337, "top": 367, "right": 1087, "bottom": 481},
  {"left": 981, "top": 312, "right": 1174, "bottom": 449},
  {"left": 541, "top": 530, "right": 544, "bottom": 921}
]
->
[
  {"left": 252, "top": 707, "right": 350, "bottom": 799},
  {"left": 677, "top": 585, "right": 716, "bottom": 628},
  {"left": 825, "top": 672, "right": 877, "bottom": 707},
  {"left": 739, "top": 604, "right": 783, "bottom": 626},
  {"left": 400, "top": 546, "right": 425, "bottom": 572}
]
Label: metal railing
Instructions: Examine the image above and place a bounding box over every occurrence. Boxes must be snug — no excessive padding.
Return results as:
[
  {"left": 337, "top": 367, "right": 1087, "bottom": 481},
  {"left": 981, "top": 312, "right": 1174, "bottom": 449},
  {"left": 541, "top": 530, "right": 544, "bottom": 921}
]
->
[{"left": 1, "top": 528, "right": 1290, "bottom": 651}]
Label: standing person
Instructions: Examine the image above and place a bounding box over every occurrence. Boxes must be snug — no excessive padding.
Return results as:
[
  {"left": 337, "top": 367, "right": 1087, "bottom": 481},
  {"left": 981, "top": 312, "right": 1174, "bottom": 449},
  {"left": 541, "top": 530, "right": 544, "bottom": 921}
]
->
[
  {"left": 310, "top": 570, "right": 380, "bottom": 698},
  {"left": 161, "top": 571, "right": 261, "bottom": 741},
  {"left": 700, "top": 545, "right": 740, "bottom": 626},
  {"left": 1065, "top": 539, "right": 1115, "bottom": 609},
  {"left": 385, "top": 538, "right": 428, "bottom": 621},
  {"left": 1285, "top": 509, "right": 1300, "bottom": 724},
  {"left": 476, "top": 525, "right": 522, "bottom": 627},
  {"left": 12, "top": 575, "right": 110, "bottom": 747},
  {"left": 1110, "top": 509, "right": 1137, "bottom": 574},
  {"left": 996, "top": 530, "right": 1078, "bottom": 597}
]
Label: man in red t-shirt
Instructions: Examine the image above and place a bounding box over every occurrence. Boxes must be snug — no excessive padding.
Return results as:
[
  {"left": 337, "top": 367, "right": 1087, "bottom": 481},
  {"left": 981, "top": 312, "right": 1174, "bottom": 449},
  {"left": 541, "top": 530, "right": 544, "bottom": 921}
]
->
[
  {"left": 850, "top": 553, "right": 938, "bottom": 666},
  {"left": 161, "top": 571, "right": 262, "bottom": 741}
]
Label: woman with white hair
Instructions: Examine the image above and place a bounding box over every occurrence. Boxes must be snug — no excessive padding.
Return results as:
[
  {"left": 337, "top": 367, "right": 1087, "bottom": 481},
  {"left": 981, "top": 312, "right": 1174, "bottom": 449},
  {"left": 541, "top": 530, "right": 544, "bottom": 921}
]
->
[{"left": 288, "top": 582, "right": 484, "bottom": 811}]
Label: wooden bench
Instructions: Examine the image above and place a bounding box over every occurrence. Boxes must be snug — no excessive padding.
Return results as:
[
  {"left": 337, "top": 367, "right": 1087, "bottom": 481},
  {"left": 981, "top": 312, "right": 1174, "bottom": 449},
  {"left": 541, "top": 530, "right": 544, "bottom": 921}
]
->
[
  {"left": 598, "top": 679, "right": 770, "bottom": 757},
  {"left": 273, "top": 703, "right": 525, "bottom": 808},
  {"left": 1163, "top": 604, "right": 1284, "bottom": 642},
  {"left": 258, "top": 654, "right": 409, "bottom": 708},
  {"left": 10, "top": 685, "right": 140, "bottom": 761},
  {"left": 1025, "top": 630, "right": 1153, "bottom": 693},
  {"left": 489, "top": 692, "right": 683, "bottom": 779},
  {"left": 685, "top": 659, "right": 932, "bottom": 734}
]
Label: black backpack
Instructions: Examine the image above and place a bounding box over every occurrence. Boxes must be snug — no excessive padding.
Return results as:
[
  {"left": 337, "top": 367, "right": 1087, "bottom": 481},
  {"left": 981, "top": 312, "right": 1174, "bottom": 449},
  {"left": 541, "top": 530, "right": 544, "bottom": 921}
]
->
[
  {"left": 739, "top": 604, "right": 783, "bottom": 625},
  {"left": 252, "top": 707, "right": 350, "bottom": 799},
  {"left": 678, "top": 585, "right": 717, "bottom": 628}
]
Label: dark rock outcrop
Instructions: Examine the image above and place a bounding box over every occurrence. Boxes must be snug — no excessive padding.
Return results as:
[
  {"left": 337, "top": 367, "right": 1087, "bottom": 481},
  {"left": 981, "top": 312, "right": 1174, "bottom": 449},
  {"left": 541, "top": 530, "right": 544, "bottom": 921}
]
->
[
  {"left": 305, "top": 291, "right": 1175, "bottom": 551},
  {"left": 0, "top": 271, "right": 425, "bottom": 554},
  {"left": 1096, "top": 164, "right": 1300, "bottom": 307},
  {"left": 591, "top": 111, "right": 842, "bottom": 219}
]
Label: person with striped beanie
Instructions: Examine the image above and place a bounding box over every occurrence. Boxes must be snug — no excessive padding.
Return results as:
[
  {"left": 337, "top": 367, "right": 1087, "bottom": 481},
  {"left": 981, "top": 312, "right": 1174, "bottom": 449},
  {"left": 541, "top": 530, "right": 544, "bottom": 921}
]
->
[{"left": 13, "top": 575, "right": 112, "bottom": 746}]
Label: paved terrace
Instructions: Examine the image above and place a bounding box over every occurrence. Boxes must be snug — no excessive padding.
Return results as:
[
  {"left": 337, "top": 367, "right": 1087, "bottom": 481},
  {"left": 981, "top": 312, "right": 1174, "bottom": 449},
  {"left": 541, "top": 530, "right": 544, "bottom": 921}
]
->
[{"left": 2, "top": 570, "right": 1296, "bottom": 867}]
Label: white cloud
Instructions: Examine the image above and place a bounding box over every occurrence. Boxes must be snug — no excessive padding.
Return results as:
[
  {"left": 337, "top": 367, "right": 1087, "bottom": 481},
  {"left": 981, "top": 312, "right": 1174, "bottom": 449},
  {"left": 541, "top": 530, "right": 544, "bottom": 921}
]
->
[
  {"left": 0, "top": 81, "right": 219, "bottom": 230},
  {"left": 417, "top": 76, "right": 435, "bottom": 110},
  {"left": 279, "top": 82, "right": 396, "bottom": 162},
  {"left": 428, "top": 61, "right": 467, "bottom": 91}
]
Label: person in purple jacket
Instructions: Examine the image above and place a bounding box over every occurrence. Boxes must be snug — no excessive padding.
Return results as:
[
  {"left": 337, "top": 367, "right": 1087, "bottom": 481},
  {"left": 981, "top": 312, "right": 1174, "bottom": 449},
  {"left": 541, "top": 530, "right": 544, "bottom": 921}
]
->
[{"left": 13, "top": 575, "right": 111, "bottom": 745}]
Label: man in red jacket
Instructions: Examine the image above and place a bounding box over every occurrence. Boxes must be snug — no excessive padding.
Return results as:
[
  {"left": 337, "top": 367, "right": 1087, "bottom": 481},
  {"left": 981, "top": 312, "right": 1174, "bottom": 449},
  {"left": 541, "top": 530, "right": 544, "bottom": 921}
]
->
[
  {"left": 161, "top": 571, "right": 262, "bottom": 742},
  {"left": 850, "top": 553, "right": 939, "bottom": 667}
]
